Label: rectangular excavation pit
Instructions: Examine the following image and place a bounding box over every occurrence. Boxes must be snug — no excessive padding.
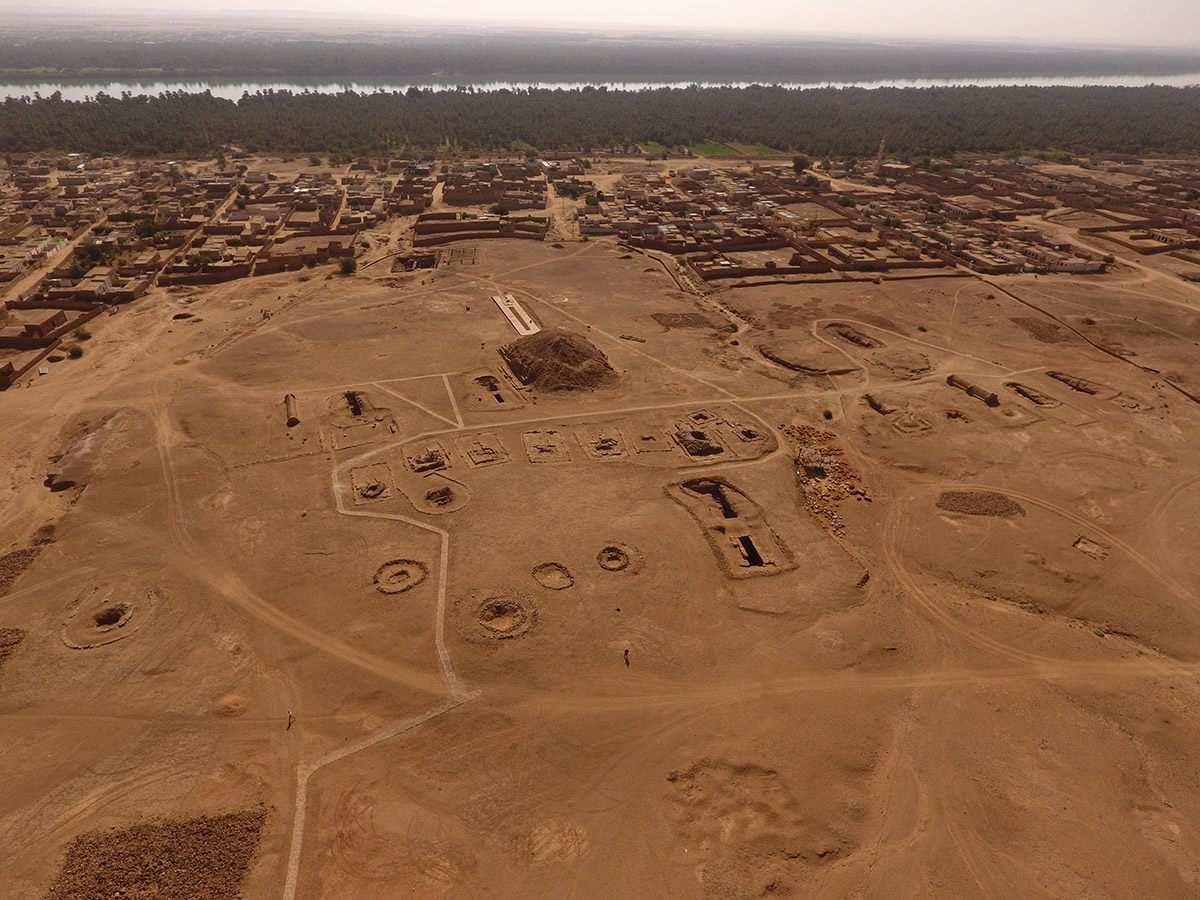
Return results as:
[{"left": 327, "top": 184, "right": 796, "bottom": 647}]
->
[
  {"left": 523, "top": 429, "right": 573, "bottom": 464},
  {"left": 688, "top": 478, "right": 739, "bottom": 518},
  {"left": 404, "top": 441, "right": 453, "bottom": 473},
  {"left": 1004, "top": 380, "right": 1095, "bottom": 426},
  {"left": 729, "top": 423, "right": 767, "bottom": 444},
  {"left": 574, "top": 426, "right": 629, "bottom": 461},
  {"left": 667, "top": 476, "right": 794, "bottom": 579},
  {"left": 826, "top": 323, "right": 882, "bottom": 349},
  {"left": 891, "top": 410, "right": 934, "bottom": 434},
  {"left": 1006, "top": 381, "right": 1061, "bottom": 408},
  {"left": 688, "top": 409, "right": 723, "bottom": 426},
  {"left": 632, "top": 431, "right": 676, "bottom": 454},
  {"left": 331, "top": 422, "right": 384, "bottom": 451},
  {"left": 325, "top": 391, "right": 395, "bottom": 442},
  {"left": 426, "top": 485, "right": 455, "bottom": 507},
  {"left": 392, "top": 252, "right": 438, "bottom": 272},
  {"left": 737, "top": 535, "right": 766, "bottom": 567},
  {"left": 1048, "top": 371, "right": 1108, "bottom": 397},
  {"left": 409, "top": 471, "right": 470, "bottom": 513},
  {"left": 1074, "top": 536, "right": 1110, "bottom": 560},
  {"left": 441, "top": 245, "right": 478, "bottom": 266},
  {"left": 706, "top": 421, "right": 775, "bottom": 461},
  {"left": 673, "top": 424, "right": 726, "bottom": 459},
  {"left": 454, "top": 431, "right": 511, "bottom": 467},
  {"left": 467, "top": 371, "right": 525, "bottom": 409},
  {"left": 350, "top": 463, "right": 394, "bottom": 504},
  {"left": 863, "top": 393, "right": 899, "bottom": 415}
]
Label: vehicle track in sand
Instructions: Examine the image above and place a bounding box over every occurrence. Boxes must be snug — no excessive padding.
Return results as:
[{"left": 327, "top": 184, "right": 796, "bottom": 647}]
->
[
  {"left": 149, "top": 398, "right": 448, "bottom": 696},
  {"left": 115, "top": 244, "right": 1198, "bottom": 896},
  {"left": 279, "top": 269, "right": 813, "bottom": 897},
  {"left": 881, "top": 496, "right": 1052, "bottom": 669},
  {"left": 1145, "top": 474, "right": 1200, "bottom": 585},
  {"left": 880, "top": 482, "right": 1199, "bottom": 687},
  {"left": 935, "top": 480, "right": 1196, "bottom": 605}
]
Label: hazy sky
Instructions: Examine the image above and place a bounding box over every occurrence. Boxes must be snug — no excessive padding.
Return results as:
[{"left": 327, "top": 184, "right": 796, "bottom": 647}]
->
[{"left": 7, "top": 0, "right": 1200, "bottom": 47}]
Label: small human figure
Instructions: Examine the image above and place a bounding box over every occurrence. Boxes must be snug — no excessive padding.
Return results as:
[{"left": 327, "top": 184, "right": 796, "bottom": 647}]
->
[
  {"left": 623, "top": 648, "right": 630, "bottom": 667},
  {"left": 286, "top": 711, "right": 295, "bottom": 731}
]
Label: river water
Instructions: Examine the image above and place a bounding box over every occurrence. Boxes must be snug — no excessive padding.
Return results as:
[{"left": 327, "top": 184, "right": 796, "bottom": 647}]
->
[{"left": 3, "top": 73, "right": 1200, "bottom": 101}]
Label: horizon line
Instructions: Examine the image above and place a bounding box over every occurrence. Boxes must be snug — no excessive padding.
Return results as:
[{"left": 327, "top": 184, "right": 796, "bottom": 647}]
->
[{"left": 0, "top": 11, "right": 1198, "bottom": 52}]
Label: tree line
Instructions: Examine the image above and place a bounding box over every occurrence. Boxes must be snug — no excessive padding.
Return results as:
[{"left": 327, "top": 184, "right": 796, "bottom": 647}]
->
[{"left": 1, "top": 86, "right": 1197, "bottom": 158}]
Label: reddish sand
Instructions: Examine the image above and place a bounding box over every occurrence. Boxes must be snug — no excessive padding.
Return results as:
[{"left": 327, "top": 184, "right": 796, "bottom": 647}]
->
[{"left": 2, "top": 159, "right": 1200, "bottom": 899}]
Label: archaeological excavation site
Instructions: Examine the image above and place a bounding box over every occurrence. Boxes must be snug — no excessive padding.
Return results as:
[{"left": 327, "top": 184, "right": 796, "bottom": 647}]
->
[{"left": 2, "top": 142, "right": 1200, "bottom": 900}]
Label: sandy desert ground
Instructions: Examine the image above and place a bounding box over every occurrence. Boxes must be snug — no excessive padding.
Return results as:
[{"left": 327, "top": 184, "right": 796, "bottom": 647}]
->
[{"left": 2, "top": 189, "right": 1200, "bottom": 898}]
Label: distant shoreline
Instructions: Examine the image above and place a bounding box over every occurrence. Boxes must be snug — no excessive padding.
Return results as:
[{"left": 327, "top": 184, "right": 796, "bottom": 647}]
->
[
  {"left": 4, "top": 32, "right": 1200, "bottom": 100},
  {"left": 5, "top": 74, "right": 1200, "bottom": 102}
]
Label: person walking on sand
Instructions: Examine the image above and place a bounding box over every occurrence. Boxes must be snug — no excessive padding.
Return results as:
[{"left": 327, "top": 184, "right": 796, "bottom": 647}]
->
[{"left": 624, "top": 648, "right": 630, "bottom": 667}]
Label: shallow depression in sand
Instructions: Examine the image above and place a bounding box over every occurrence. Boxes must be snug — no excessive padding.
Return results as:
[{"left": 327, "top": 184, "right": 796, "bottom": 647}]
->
[
  {"left": 373, "top": 559, "right": 429, "bottom": 595},
  {"left": 477, "top": 596, "right": 536, "bottom": 639},
  {"left": 596, "top": 543, "right": 643, "bottom": 573},
  {"left": 61, "top": 588, "right": 158, "bottom": 649},
  {"left": 532, "top": 562, "right": 574, "bottom": 590}
]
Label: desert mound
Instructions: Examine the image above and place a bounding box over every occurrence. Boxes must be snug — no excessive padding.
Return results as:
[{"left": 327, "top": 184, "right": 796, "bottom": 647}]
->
[
  {"left": 500, "top": 328, "right": 617, "bottom": 392},
  {"left": 0, "top": 523, "right": 55, "bottom": 596},
  {"left": 0, "top": 548, "right": 42, "bottom": 596},
  {"left": 871, "top": 348, "right": 932, "bottom": 379},
  {"left": 45, "top": 410, "right": 139, "bottom": 493},
  {"left": 46, "top": 808, "right": 266, "bottom": 899},
  {"left": 759, "top": 343, "right": 860, "bottom": 376},
  {"left": 651, "top": 312, "right": 734, "bottom": 333},
  {"left": 0, "top": 627, "right": 26, "bottom": 671},
  {"left": 936, "top": 490, "right": 1025, "bottom": 518}
]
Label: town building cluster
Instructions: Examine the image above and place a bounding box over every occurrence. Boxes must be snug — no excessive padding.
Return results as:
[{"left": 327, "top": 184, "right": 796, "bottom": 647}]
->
[
  {"left": 0, "top": 155, "right": 374, "bottom": 385},
  {"left": 4, "top": 148, "right": 1199, "bottom": 389},
  {"left": 577, "top": 157, "right": 1198, "bottom": 282},
  {"left": 442, "top": 161, "right": 546, "bottom": 210}
]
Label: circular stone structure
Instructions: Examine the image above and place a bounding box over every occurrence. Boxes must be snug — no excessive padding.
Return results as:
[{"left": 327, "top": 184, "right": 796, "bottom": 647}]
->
[
  {"left": 531, "top": 562, "right": 574, "bottom": 591},
  {"left": 476, "top": 596, "right": 536, "bottom": 640},
  {"left": 373, "top": 559, "right": 429, "bottom": 595},
  {"left": 62, "top": 588, "right": 158, "bottom": 649},
  {"left": 597, "top": 543, "right": 642, "bottom": 573}
]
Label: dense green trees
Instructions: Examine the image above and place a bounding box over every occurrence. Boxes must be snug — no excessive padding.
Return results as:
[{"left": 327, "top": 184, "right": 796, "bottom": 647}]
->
[
  {"left": 68, "top": 240, "right": 118, "bottom": 277},
  {"left": 1, "top": 86, "right": 1197, "bottom": 157}
]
